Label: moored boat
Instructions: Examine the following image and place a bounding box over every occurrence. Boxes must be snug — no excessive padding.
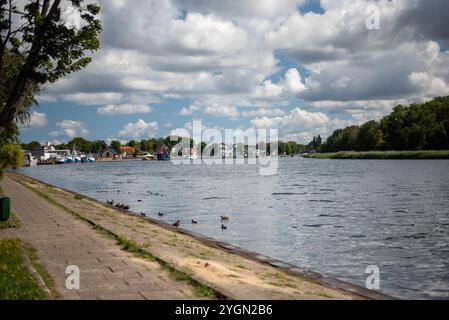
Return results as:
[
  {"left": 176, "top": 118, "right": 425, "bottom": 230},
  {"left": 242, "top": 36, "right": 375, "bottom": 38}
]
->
[
  {"left": 157, "top": 154, "right": 171, "bottom": 161},
  {"left": 55, "top": 157, "right": 66, "bottom": 164}
]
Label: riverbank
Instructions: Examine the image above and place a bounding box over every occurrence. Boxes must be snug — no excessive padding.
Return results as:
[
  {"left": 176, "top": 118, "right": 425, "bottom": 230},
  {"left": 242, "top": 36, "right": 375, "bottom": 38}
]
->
[
  {"left": 0, "top": 172, "right": 392, "bottom": 300},
  {"left": 304, "top": 150, "right": 449, "bottom": 159}
]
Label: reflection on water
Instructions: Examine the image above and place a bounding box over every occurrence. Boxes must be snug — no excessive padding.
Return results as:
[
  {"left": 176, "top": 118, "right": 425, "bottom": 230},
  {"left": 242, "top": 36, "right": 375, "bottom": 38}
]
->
[{"left": 19, "top": 158, "right": 449, "bottom": 299}]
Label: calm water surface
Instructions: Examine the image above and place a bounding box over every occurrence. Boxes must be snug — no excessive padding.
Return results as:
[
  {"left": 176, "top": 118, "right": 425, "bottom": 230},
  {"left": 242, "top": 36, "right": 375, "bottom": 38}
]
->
[{"left": 19, "top": 158, "right": 449, "bottom": 299}]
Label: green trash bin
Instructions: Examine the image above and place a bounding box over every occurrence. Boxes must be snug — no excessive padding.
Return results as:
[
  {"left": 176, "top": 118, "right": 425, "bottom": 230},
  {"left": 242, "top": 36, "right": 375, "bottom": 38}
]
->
[{"left": 0, "top": 197, "right": 11, "bottom": 221}]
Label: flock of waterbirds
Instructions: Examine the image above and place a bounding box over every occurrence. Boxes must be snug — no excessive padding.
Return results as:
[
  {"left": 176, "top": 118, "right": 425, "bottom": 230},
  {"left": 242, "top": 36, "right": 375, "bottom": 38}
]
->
[{"left": 106, "top": 199, "right": 230, "bottom": 230}]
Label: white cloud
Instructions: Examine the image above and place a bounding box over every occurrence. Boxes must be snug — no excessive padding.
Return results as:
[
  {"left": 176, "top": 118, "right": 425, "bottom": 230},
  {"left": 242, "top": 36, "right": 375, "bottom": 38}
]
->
[
  {"left": 118, "top": 119, "right": 158, "bottom": 140},
  {"left": 36, "top": 0, "right": 449, "bottom": 140},
  {"left": 265, "top": 0, "right": 449, "bottom": 105},
  {"left": 284, "top": 68, "right": 307, "bottom": 93},
  {"left": 179, "top": 99, "right": 240, "bottom": 118},
  {"left": 251, "top": 107, "right": 364, "bottom": 143},
  {"left": 62, "top": 92, "right": 123, "bottom": 106},
  {"left": 241, "top": 108, "right": 286, "bottom": 117},
  {"left": 252, "top": 108, "right": 329, "bottom": 132},
  {"left": 179, "top": 105, "right": 201, "bottom": 116},
  {"left": 28, "top": 111, "right": 48, "bottom": 128},
  {"left": 308, "top": 98, "right": 417, "bottom": 119},
  {"left": 203, "top": 105, "right": 239, "bottom": 118},
  {"left": 37, "top": 95, "right": 57, "bottom": 103},
  {"left": 174, "top": 0, "right": 304, "bottom": 20},
  {"left": 50, "top": 120, "right": 89, "bottom": 139},
  {"left": 97, "top": 104, "right": 154, "bottom": 116},
  {"left": 254, "top": 68, "right": 306, "bottom": 100},
  {"left": 408, "top": 72, "right": 449, "bottom": 96}
]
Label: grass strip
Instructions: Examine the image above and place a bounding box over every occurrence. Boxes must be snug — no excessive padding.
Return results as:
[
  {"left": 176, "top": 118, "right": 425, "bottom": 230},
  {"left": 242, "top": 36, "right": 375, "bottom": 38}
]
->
[
  {"left": 0, "top": 239, "right": 46, "bottom": 300},
  {"left": 304, "top": 150, "right": 449, "bottom": 159}
]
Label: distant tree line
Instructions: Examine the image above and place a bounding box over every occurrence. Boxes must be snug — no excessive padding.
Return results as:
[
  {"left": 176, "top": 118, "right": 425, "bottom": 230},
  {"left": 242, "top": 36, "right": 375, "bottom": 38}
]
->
[
  {"left": 21, "top": 96, "right": 449, "bottom": 158},
  {"left": 278, "top": 141, "right": 308, "bottom": 155},
  {"left": 21, "top": 136, "right": 194, "bottom": 156},
  {"left": 322, "top": 96, "right": 449, "bottom": 152}
]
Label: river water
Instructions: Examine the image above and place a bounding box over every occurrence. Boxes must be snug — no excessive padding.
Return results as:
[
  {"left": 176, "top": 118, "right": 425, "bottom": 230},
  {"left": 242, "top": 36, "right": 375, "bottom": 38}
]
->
[{"left": 18, "top": 158, "right": 449, "bottom": 299}]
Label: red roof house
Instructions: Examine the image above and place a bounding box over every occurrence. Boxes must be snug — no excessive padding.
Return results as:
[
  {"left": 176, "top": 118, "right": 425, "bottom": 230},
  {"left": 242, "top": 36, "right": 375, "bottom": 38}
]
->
[{"left": 120, "top": 146, "right": 135, "bottom": 156}]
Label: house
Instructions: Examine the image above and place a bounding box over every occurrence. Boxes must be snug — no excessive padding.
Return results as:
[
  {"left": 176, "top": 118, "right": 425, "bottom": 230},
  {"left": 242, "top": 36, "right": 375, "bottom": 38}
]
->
[
  {"left": 101, "top": 149, "right": 120, "bottom": 159},
  {"left": 120, "top": 146, "right": 135, "bottom": 156}
]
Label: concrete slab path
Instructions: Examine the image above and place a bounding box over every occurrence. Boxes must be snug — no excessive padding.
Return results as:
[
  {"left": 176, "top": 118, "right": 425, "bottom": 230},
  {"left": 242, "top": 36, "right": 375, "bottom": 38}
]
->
[{"left": 0, "top": 175, "right": 198, "bottom": 300}]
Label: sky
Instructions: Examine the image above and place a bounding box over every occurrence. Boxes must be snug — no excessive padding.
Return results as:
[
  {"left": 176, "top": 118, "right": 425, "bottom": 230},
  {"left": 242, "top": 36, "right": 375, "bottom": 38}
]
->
[{"left": 20, "top": 0, "right": 449, "bottom": 145}]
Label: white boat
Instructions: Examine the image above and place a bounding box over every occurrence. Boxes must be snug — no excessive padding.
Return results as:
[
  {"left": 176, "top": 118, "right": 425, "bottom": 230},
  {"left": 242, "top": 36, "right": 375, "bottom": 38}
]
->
[{"left": 55, "top": 157, "right": 66, "bottom": 164}]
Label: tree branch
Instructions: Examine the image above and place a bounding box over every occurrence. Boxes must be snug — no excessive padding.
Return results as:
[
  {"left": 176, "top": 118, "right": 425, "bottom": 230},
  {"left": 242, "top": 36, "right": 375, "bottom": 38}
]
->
[
  {"left": 0, "top": 0, "right": 61, "bottom": 134},
  {"left": 0, "top": 0, "right": 13, "bottom": 73},
  {"left": 41, "top": 0, "right": 50, "bottom": 17}
]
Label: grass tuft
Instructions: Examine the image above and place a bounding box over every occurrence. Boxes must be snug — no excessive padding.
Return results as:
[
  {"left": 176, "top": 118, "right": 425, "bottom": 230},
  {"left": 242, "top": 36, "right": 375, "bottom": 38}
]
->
[{"left": 0, "top": 239, "right": 46, "bottom": 300}]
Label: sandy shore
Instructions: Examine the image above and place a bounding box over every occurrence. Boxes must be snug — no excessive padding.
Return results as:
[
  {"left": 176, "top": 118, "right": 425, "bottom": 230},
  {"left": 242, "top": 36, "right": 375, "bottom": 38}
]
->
[{"left": 1, "top": 172, "right": 392, "bottom": 300}]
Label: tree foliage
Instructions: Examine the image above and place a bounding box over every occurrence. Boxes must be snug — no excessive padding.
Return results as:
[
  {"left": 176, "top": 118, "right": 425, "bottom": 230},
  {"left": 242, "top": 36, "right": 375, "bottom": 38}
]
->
[
  {"left": 0, "top": 143, "right": 22, "bottom": 176},
  {"left": 51, "top": 137, "right": 107, "bottom": 153},
  {"left": 278, "top": 141, "right": 306, "bottom": 155},
  {"left": 0, "top": 0, "right": 102, "bottom": 134},
  {"left": 20, "top": 140, "right": 40, "bottom": 150},
  {"left": 109, "top": 140, "right": 121, "bottom": 152},
  {"left": 322, "top": 97, "right": 449, "bottom": 152},
  {"left": 0, "top": 0, "right": 101, "bottom": 175}
]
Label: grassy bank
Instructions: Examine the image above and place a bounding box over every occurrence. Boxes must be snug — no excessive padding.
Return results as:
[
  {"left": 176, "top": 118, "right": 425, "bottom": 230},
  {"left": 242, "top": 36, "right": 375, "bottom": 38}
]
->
[
  {"left": 0, "top": 239, "right": 47, "bottom": 300},
  {"left": 304, "top": 150, "right": 449, "bottom": 159}
]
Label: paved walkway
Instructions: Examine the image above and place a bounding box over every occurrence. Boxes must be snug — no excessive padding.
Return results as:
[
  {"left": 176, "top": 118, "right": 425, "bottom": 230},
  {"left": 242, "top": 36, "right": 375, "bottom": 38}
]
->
[{"left": 0, "top": 176, "right": 197, "bottom": 300}]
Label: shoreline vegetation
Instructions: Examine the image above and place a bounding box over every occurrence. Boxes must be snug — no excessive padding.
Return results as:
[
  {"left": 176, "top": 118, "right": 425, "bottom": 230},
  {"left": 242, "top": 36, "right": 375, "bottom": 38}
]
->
[
  {"left": 17, "top": 97, "right": 449, "bottom": 165},
  {"left": 311, "top": 97, "right": 449, "bottom": 155},
  {"left": 304, "top": 150, "right": 449, "bottom": 160}
]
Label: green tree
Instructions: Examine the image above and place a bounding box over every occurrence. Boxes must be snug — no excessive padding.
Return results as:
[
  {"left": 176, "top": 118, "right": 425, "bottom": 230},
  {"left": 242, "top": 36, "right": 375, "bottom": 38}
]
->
[
  {"left": 20, "top": 140, "right": 41, "bottom": 150},
  {"left": 0, "top": 0, "right": 101, "bottom": 174},
  {"left": 0, "top": 143, "right": 22, "bottom": 177},
  {"left": 357, "top": 121, "right": 384, "bottom": 151},
  {"left": 323, "top": 97, "right": 449, "bottom": 152},
  {"left": 66, "top": 137, "right": 91, "bottom": 153},
  {"left": 285, "top": 142, "right": 292, "bottom": 155},
  {"left": 90, "top": 140, "right": 107, "bottom": 153},
  {"left": 1, "top": 1, "right": 101, "bottom": 134},
  {"left": 109, "top": 140, "right": 121, "bottom": 152},
  {"left": 322, "top": 126, "right": 360, "bottom": 152}
]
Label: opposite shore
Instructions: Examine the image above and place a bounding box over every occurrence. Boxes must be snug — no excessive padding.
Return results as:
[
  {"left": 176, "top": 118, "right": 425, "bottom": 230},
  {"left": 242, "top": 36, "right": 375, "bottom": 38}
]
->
[
  {"left": 0, "top": 172, "right": 393, "bottom": 300},
  {"left": 304, "top": 150, "right": 449, "bottom": 159}
]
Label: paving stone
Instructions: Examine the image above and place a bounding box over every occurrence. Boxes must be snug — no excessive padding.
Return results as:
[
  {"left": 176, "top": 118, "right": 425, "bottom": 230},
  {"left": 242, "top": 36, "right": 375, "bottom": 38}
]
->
[{"left": 0, "top": 176, "right": 197, "bottom": 300}]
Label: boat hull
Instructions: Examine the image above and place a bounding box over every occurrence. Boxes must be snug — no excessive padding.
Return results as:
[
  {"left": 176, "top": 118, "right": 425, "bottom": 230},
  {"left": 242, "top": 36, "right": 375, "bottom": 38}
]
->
[{"left": 157, "top": 154, "right": 171, "bottom": 161}]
